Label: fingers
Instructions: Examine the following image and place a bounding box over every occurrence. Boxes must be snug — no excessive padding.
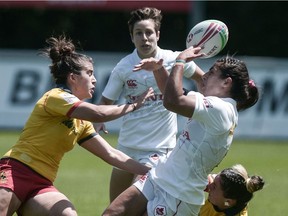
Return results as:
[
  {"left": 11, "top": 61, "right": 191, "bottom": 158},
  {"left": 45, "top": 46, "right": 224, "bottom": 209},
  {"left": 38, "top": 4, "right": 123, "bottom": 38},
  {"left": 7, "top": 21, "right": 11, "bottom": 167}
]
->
[
  {"left": 178, "top": 46, "right": 205, "bottom": 62},
  {"left": 93, "top": 123, "right": 109, "bottom": 134},
  {"left": 133, "top": 58, "right": 163, "bottom": 72}
]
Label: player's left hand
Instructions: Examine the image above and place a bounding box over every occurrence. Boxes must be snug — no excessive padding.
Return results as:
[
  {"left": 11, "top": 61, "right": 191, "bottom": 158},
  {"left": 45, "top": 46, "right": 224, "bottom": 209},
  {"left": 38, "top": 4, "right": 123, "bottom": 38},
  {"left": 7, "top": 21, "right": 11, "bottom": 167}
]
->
[{"left": 133, "top": 58, "right": 164, "bottom": 72}]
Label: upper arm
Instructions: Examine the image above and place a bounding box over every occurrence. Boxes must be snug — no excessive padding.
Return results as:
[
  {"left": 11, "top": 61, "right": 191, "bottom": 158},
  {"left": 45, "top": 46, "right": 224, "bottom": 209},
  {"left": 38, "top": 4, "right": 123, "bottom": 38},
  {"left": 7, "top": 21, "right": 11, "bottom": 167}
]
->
[
  {"left": 69, "top": 102, "right": 109, "bottom": 122},
  {"left": 164, "top": 93, "right": 197, "bottom": 118},
  {"left": 102, "top": 67, "right": 125, "bottom": 101}
]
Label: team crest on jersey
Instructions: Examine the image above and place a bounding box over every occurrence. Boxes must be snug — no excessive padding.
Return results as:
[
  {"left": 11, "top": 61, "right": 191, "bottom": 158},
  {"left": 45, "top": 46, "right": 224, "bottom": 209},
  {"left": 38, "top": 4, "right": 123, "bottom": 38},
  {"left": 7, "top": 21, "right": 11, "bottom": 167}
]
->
[
  {"left": 149, "top": 153, "right": 159, "bottom": 161},
  {"left": 0, "top": 171, "right": 7, "bottom": 183},
  {"left": 154, "top": 205, "right": 167, "bottom": 216},
  {"left": 139, "top": 174, "right": 148, "bottom": 183},
  {"left": 182, "top": 130, "right": 191, "bottom": 141},
  {"left": 127, "top": 79, "right": 137, "bottom": 88},
  {"left": 203, "top": 98, "right": 213, "bottom": 108}
]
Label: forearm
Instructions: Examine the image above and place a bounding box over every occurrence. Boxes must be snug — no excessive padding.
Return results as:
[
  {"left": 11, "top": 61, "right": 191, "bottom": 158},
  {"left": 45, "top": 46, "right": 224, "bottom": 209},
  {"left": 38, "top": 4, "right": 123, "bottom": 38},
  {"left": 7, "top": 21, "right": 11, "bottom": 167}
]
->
[
  {"left": 191, "top": 65, "right": 205, "bottom": 92},
  {"left": 110, "top": 149, "right": 150, "bottom": 175},
  {"left": 82, "top": 136, "right": 150, "bottom": 175},
  {"left": 152, "top": 66, "right": 169, "bottom": 93},
  {"left": 164, "top": 63, "right": 185, "bottom": 106},
  {"left": 70, "top": 102, "right": 136, "bottom": 122}
]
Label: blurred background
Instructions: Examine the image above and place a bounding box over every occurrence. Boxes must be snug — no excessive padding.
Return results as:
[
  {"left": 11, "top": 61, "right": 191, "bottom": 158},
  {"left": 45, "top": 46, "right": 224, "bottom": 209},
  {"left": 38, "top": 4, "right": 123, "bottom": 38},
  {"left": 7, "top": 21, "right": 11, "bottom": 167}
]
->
[
  {"left": 1, "top": 1, "right": 288, "bottom": 139},
  {"left": 0, "top": 1, "right": 287, "bottom": 56}
]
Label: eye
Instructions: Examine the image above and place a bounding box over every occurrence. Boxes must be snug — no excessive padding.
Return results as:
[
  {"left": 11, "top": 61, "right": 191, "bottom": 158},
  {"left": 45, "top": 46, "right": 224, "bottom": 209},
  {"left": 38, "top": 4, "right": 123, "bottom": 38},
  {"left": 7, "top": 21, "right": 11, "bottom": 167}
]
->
[
  {"left": 87, "top": 71, "right": 93, "bottom": 76},
  {"left": 146, "top": 31, "right": 152, "bottom": 36},
  {"left": 134, "top": 31, "right": 142, "bottom": 36}
]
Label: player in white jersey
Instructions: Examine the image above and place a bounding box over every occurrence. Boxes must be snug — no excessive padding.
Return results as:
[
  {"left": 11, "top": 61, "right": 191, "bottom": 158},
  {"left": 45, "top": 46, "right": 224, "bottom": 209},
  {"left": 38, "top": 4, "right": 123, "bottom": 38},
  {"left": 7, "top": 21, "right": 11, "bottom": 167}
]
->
[
  {"left": 102, "top": 46, "right": 260, "bottom": 216},
  {"left": 96, "top": 7, "right": 202, "bottom": 202}
]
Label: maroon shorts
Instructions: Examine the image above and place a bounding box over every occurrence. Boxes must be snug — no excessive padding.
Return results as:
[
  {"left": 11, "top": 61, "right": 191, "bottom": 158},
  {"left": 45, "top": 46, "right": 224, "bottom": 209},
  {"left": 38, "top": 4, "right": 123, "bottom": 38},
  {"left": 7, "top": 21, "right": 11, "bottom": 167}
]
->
[{"left": 0, "top": 158, "right": 58, "bottom": 202}]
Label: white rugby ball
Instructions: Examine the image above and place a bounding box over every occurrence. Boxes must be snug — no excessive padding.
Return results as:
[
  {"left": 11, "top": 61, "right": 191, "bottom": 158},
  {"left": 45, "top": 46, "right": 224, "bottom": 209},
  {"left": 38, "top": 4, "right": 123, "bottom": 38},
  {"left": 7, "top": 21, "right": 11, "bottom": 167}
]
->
[{"left": 186, "top": 19, "right": 229, "bottom": 58}]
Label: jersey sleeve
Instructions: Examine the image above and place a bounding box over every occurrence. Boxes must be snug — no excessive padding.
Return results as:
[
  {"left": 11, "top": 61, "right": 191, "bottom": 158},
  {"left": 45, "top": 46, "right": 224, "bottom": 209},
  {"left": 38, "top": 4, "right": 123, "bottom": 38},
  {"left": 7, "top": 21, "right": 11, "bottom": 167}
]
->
[
  {"left": 78, "top": 121, "right": 98, "bottom": 145},
  {"left": 102, "top": 66, "right": 126, "bottom": 101},
  {"left": 183, "top": 61, "right": 197, "bottom": 78},
  {"left": 190, "top": 92, "right": 234, "bottom": 134},
  {"left": 43, "top": 90, "right": 81, "bottom": 116}
]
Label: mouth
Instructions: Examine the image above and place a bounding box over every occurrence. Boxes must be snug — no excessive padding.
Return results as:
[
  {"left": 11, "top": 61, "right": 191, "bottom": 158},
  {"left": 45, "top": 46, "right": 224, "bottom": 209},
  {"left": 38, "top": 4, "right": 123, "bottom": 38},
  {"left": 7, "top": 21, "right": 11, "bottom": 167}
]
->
[{"left": 141, "top": 44, "right": 150, "bottom": 49}]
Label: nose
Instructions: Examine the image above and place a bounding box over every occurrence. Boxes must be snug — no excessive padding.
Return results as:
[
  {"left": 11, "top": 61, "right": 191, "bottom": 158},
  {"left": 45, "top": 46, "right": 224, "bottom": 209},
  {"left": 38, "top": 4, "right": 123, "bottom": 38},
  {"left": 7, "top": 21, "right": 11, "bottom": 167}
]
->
[
  {"left": 92, "top": 75, "right": 97, "bottom": 85},
  {"left": 142, "top": 33, "right": 148, "bottom": 41}
]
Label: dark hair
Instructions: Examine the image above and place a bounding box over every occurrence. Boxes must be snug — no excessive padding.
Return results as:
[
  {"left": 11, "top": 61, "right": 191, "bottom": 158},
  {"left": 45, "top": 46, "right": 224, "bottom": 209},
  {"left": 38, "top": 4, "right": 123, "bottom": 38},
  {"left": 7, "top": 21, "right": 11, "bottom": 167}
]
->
[
  {"left": 128, "top": 7, "right": 162, "bottom": 35},
  {"left": 220, "top": 164, "right": 265, "bottom": 213},
  {"left": 39, "top": 35, "right": 93, "bottom": 84},
  {"left": 216, "top": 56, "right": 259, "bottom": 111}
]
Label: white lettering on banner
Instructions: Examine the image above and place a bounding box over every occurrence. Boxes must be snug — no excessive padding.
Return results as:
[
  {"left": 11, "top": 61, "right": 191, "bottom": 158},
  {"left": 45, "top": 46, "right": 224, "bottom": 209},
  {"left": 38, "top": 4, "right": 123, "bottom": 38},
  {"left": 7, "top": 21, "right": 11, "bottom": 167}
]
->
[{"left": 0, "top": 50, "right": 287, "bottom": 139}]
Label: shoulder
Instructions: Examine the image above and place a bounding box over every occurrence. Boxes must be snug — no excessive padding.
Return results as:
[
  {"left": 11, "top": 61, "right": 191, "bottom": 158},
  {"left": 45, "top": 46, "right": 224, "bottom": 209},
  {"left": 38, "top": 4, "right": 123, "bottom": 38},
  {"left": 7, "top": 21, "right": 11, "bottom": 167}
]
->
[
  {"left": 113, "top": 50, "right": 138, "bottom": 71},
  {"left": 43, "top": 88, "right": 80, "bottom": 105},
  {"left": 192, "top": 95, "right": 237, "bottom": 127},
  {"left": 157, "top": 47, "right": 179, "bottom": 60}
]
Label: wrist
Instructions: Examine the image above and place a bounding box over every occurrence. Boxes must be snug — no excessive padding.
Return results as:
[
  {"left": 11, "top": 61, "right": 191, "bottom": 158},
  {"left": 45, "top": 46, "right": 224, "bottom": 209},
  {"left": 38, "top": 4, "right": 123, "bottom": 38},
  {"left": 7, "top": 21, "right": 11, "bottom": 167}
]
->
[
  {"left": 174, "top": 59, "right": 186, "bottom": 68},
  {"left": 175, "top": 59, "right": 186, "bottom": 64},
  {"left": 130, "top": 103, "right": 137, "bottom": 111},
  {"left": 154, "top": 65, "right": 164, "bottom": 73}
]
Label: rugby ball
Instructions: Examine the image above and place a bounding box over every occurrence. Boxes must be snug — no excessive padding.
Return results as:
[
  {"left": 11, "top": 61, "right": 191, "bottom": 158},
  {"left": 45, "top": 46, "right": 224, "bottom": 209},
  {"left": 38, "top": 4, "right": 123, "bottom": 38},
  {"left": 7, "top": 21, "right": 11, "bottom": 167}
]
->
[{"left": 186, "top": 19, "right": 229, "bottom": 58}]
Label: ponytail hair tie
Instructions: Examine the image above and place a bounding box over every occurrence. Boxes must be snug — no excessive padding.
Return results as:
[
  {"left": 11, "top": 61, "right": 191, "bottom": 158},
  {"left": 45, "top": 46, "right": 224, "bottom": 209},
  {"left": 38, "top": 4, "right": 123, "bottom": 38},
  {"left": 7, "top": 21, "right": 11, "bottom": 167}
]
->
[{"left": 249, "top": 79, "right": 255, "bottom": 87}]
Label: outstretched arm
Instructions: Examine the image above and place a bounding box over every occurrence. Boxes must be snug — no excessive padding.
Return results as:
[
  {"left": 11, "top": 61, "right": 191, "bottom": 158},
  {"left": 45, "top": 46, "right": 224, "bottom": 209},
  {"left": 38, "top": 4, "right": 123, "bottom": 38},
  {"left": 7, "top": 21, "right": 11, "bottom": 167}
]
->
[
  {"left": 164, "top": 47, "right": 204, "bottom": 117},
  {"left": 81, "top": 135, "right": 150, "bottom": 175},
  {"left": 70, "top": 87, "right": 154, "bottom": 122}
]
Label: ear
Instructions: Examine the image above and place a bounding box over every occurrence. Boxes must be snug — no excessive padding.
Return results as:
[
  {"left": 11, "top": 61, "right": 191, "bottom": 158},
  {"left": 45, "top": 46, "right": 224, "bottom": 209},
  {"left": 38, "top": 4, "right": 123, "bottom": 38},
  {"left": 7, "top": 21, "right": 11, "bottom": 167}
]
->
[
  {"left": 68, "top": 73, "right": 77, "bottom": 83},
  {"left": 225, "top": 77, "right": 232, "bottom": 85},
  {"left": 225, "top": 198, "right": 237, "bottom": 208},
  {"left": 130, "top": 33, "right": 134, "bottom": 43},
  {"left": 156, "top": 30, "right": 160, "bottom": 41}
]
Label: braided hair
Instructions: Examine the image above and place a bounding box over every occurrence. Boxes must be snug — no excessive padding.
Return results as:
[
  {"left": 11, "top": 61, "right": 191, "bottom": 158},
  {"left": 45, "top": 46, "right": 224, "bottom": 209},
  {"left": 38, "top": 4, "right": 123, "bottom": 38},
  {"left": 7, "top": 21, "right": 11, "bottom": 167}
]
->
[{"left": 219, "top": 164, "right": 265, "bottom": 214}]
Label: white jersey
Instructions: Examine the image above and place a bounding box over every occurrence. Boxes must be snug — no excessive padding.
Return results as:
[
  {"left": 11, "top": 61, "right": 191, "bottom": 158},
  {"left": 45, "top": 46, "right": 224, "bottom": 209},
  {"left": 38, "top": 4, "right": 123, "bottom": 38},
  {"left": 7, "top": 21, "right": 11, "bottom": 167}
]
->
[
  {"left": 150, "top": 91, "right": 238, "bottom": 205},
  {"left": 102, "top": 47, "right": 196, "bottom": 151}
]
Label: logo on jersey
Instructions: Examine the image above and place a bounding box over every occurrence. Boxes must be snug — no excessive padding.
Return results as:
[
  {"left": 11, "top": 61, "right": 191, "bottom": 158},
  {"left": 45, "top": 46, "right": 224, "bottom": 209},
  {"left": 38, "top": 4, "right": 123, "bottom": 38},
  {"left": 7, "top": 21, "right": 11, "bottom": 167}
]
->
[
  {"left": 62, "top": 119, "right": 78, "bottom": 135},
  {"left": 60, "top": 92, "right": 79, "bottom": 104},
  {"left": 0, "top": 171, "right": 7, "bottom": 183},
  {"left": 138, "top": 174, "right": 148, "bottom": 183},
  {"left": 182, "top": 130, "right": 191, "bottom": 141},
  {"left": 127, "top": 79, "right": 137, "bottom": 88},
  {"left": 203, "top": 98, "right": 213, "bottom": 108},
  {"left": 154, "top": 205, "right": 167, "bottom": 216},
  {"left": 150, "top": 153, "right": 159, "bottom": 161}
]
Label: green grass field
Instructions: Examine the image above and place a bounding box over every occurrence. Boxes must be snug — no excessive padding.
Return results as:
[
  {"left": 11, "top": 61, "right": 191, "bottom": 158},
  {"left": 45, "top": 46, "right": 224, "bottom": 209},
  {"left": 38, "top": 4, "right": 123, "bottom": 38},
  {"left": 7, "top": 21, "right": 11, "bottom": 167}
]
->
[{"left": 1, "top": 131, "right": 287, "bottom": 215}]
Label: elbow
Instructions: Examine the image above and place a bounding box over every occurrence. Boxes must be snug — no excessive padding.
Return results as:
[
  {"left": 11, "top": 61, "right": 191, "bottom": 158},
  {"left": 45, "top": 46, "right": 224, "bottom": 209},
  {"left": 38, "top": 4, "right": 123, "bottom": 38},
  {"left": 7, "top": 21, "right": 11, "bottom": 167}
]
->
[{"left": 163, "top": 98, "right": 176, "bottom": 112}]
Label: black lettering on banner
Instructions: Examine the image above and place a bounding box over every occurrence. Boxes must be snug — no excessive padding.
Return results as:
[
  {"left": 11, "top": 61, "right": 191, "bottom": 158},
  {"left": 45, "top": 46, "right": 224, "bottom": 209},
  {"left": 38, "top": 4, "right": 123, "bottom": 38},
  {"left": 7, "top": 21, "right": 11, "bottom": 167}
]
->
[
  {"left": 10, "top": 70, "right": 40, "bottom": 105},
  {"left": 256, "top": 79, "right": 288, "bottom": 114}
]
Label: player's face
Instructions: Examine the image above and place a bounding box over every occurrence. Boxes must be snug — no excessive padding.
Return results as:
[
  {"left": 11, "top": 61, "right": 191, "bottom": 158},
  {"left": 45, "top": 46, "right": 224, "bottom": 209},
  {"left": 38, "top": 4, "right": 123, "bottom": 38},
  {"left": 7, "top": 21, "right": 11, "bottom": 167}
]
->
[
  {"left": 200, "top": 65, "right": 228, "bottom": 97},
  {"left": 131, "top": 19, "right": 160, "bottom": 59},
  {"left": 207, "top": 175, "right": 227, "bottom": 210},
  {"left": 71, "top": 61, "right": 96, "bottom": 100}
]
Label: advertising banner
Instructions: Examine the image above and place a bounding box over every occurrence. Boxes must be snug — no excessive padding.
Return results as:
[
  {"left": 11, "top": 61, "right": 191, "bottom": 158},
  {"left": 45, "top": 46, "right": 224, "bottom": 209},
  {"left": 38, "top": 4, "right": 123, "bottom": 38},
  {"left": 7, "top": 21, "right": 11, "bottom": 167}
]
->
[{"left": 0, "top": 50, "right": 287, "bottom": 139}]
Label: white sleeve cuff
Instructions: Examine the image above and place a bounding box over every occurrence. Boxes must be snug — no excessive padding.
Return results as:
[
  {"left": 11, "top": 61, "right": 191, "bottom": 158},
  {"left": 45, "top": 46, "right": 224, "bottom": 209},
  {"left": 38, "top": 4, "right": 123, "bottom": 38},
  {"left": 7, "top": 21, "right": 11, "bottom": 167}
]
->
[{"left": 183, "top": 61, "right": 197, "bottom": 78}]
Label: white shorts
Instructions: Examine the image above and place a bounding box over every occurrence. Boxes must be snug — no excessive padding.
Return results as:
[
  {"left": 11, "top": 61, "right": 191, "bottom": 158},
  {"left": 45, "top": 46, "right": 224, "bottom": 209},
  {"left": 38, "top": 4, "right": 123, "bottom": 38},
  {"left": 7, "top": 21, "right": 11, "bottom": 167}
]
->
[
  {"left": 117, "top": 144, "right": 172, "bottom": 167},
  {"left": 134, "top": 173, "right": 201, "bottom": 216}
]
